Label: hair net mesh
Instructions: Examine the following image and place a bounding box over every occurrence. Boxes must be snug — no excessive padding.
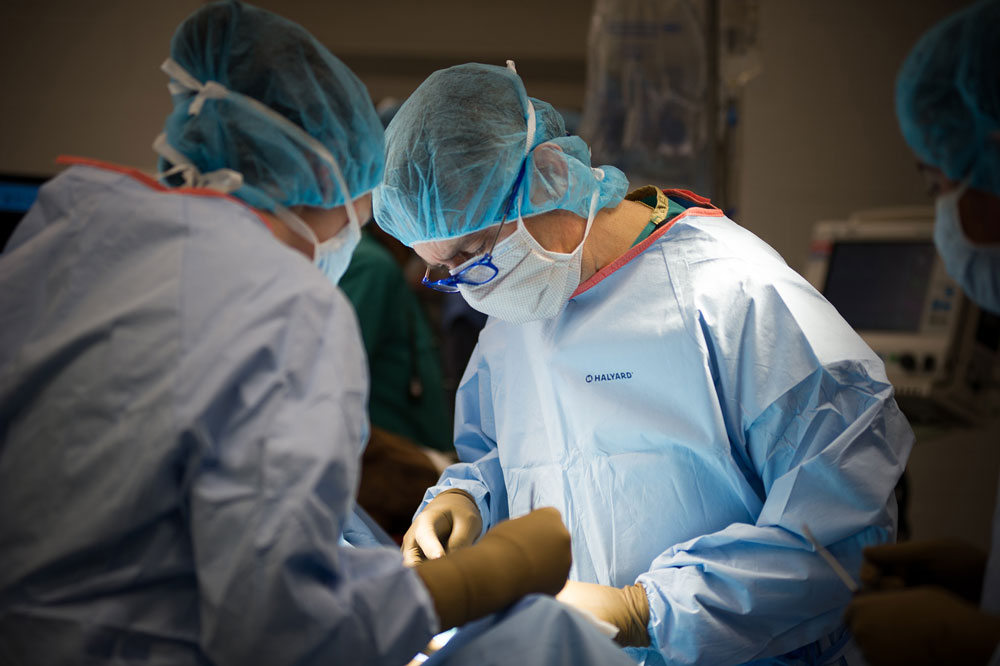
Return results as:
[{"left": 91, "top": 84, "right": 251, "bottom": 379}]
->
[
  {"left": 161, "top": 0, "right": 383, "bottom": 211},
  {"left": 896, "top": 0, "right": 1000, "bottom": 197},
  {"left": 373, "top": 63, "right": 628, "bottom": 247}
]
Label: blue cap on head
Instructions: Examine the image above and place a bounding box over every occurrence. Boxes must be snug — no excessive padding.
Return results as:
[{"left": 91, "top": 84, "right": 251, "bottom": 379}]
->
[
  {"left": 159, "top": 0, "right": 384, "bottom": 212},
  {"left": 373, "top": 62, "right": 628, "bottom": 247},
  {"left": 896, "top": 0, "right": 1000, "bottom": 197}
]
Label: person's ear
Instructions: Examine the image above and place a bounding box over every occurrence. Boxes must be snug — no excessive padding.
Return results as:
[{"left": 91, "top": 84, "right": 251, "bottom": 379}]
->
[{"left": 527, "top": 142, "right": 569, "bottom": 207}]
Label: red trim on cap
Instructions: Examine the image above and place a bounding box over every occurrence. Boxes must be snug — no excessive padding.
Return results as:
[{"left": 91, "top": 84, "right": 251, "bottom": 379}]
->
[
  {"left": 55, "top": 155, "right": 274, "bottom": 231},
  {"left": 571, "top": 189, "right": 724, "bottom": 298}
]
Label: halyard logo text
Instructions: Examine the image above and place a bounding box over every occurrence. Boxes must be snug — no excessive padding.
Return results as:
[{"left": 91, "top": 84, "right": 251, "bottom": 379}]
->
[{"left": 585, "top": 371, "right": 633, "bottom": 383}]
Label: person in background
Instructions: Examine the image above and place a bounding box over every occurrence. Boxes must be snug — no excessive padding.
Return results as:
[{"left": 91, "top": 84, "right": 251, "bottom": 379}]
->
[
  {"left": 845, "top": 2, "right": 1000, "bottom": 664},
  {"left": 0, "top": 4, "right": 615, "bottom": 665},
  {"left": 374, "top": 61, "right": 914, "bottom": 665},
  {"left": 340, "top": 227, "right": 453, "bottom": 453},
  {"left": 340, "top": 225, "right": 455, "bottom": 537},
  {"left": 339, "top": 96, "right": 456, "bottom": 539},
  {"left": 340, "top": 99, "right": 454, "bottom": 457}
]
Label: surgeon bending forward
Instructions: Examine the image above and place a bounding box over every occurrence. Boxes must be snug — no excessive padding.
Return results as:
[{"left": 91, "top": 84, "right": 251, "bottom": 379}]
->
[{"left": 375, "top": 62, "right": 915, "bottom": 665}]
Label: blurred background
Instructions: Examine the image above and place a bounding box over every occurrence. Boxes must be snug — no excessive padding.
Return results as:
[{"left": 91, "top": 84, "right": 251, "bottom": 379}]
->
[{"left": 2, "top": 0, "right": 996, "bottom": 546}]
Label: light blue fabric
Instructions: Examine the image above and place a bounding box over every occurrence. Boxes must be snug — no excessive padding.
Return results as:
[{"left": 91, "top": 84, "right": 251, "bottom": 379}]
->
[
  {"left": 896, "top": 0, "right": 1000, "bottom": 197},
  {"left": 343, "top": 505, "right": 398, "bottom": 548},
  {"left": 161, "top": 1, "right": 384, "bottom": 212},
  {"left": 373, "top": 63, "right": 628, "bottom": 247},
  {"left": 0, "top": 164, "right": 437, "bottom": 665},
  {"left": 424, "top": 595, "right": 635, "bottom": 666},
  {"left": 420, "top": 204, "right": 913, "bottom": 665}
]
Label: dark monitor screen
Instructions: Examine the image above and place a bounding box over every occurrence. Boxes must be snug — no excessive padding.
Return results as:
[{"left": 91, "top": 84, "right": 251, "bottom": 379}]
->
[
  {"left": 822, "top": 241, "right": 938, "bottom": 332},
  {"left": 0, "top": 174, "right": 47, "bottom": 250}
]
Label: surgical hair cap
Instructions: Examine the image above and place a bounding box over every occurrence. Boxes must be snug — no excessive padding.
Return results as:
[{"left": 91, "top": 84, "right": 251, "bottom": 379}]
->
[
  {"left": 896, "top": 0, "right": 1000, "bottom": 197},
  {"left": 160, "top": 0, "right": 384, "bottom": 212},
  {"left": 373, "top": 63, "right": 629, "bottom": 247}
]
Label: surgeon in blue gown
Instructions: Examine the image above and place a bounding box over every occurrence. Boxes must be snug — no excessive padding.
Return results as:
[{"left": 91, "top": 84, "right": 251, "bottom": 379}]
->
[
  {"left": 845, "top": 2, "right": 1000, "bottom": 665},
  {"left": 0, "top": 4, "right": 638, "bottom": 666},
  {"left": 374, "top": 61, "right": 915, "bottom": 665}
]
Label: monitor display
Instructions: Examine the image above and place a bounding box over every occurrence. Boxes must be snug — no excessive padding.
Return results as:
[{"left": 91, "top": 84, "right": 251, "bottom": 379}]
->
[{"left": 822, "top": 241, "right": 937, "bottom": 332}]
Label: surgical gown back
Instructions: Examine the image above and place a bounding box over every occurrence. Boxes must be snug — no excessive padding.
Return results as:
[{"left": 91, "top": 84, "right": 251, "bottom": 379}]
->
[{"left": 0, "top": 162, "right": 438, "bottom": 665}]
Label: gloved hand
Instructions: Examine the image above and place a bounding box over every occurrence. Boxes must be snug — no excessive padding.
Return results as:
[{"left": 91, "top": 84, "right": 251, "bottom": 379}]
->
[
  {"left": 845, "top": 586, "right": 1000, "bottom": 666},
  {"left": 859, "top": 538, "right": 988, "bottom": 603},
  {"left": 402, "top": 489, "right": 482, "bottom": 567},
  {"left": 415, "top": 507, "right": 572, "bottom": 630},
  {"left": 556, "top": 579, "right": 650, "bottom": 647}
]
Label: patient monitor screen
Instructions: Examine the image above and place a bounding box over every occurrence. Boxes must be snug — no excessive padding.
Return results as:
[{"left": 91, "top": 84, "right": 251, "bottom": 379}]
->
[{"left": 822, "top": 241, "right": 937, "bottom": 332}]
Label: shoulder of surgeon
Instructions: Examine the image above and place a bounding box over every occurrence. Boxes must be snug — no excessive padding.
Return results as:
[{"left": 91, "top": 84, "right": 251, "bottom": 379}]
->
[
  {"left": 656, "top": 210, "right": 880, "bottom": 358},
  {"left": 18, "top": 163, "right": 356, "bottom": 330},
  {"left": 658, "top": 210, "right": 791, "bottom": 277},
  {"left": 629, "top": 209, "right": 820, "bottom": 308}
]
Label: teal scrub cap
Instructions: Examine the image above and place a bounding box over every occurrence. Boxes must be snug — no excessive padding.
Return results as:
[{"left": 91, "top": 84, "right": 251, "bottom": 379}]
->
[
  {"left": 374, "top": 62, "right": 629, "bottom": 247},
  {"left": 157, "top": 1, "right": 384, "bottom": 213},
  {"left": 896, "top": 0, "right": 1000, "bottom": 197}
]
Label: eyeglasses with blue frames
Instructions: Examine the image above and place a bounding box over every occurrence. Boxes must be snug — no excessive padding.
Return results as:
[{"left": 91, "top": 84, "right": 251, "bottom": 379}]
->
[{"left": 422, "top": 166, "right": 526, "bottom": 293}]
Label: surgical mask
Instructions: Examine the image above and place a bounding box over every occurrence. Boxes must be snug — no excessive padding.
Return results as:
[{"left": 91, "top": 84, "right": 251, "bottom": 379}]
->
[
  {"left": 153, "top": 58, "right": 365, "bottom": 286},
  {"left": 458, "top": 188, "right": 600, "bottom": 324},
  {"left": 274, "top": 204, "right": 362, "bottom": 285},
  {"left": 934, "top": 180, "right": 1000, "bottom": 314}
]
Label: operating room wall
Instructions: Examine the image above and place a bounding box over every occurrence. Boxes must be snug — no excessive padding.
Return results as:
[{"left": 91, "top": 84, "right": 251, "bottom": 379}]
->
[
  {"left": 737, "top": 0, "right": 966, "bottom": 273},
  {"left": 0, "top": 1, "right": 202, "bottom": 176},
  {"left": 0, "top": 0, "right": 593, "bottom": 176},
  {"left": 2, "top": 0, "right": 997, "bottom": 548}
]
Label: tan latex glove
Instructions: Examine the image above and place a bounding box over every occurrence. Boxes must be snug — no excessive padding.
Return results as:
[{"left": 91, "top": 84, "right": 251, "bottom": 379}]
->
[
  {"left": 415, "top": 507, "right": 572, "bottom": 631},
  {"left": 860, "top": 539, "right": 988, "bottom": 603},
  {"left": 556, "top": 579, "right": 650, "bottom": 647},
  {"left": 845, "top": 586, "right": 1000, "bottom": 666},
  {"left": 402, "top": 489, "right": 482, "bottom": 567}
]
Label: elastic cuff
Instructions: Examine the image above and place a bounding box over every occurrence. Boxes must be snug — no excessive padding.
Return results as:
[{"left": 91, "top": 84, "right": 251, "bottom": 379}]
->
[{"left": 619, "top": 583, "right": 651, "bottom": 648}]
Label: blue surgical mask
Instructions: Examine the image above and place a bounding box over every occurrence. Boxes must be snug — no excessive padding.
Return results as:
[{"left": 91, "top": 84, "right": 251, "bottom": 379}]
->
[
  {"left": 934, "top": 181, "right": 1000, "bottom": 314},
  {"left": 315, "top": 215, "right": 361, "bottom": 285},
  {"left": 275, "top": 204, "right": 362, "bottom": 286}
]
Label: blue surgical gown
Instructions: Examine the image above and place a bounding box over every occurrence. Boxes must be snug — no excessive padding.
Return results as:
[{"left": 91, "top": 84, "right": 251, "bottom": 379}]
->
[
  {"left": 0, "top": 163, "right": 438, "bottom": 665},
  {"left": 421, "top": 195, "right": 914, "bottom": 665}
]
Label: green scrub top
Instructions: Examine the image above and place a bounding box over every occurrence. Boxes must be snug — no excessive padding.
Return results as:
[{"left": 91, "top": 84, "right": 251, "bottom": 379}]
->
[
  {"left": 339, "top": 230, "right": 453, "bottom": 452},
  {"left": 627, "top": 185, "right": 692, "bottom": 247}
]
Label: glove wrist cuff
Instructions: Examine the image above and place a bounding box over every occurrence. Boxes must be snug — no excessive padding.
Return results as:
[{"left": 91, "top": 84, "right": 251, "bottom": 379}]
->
[{"left": 618, "top": 583, "right": 651, "bottom": 648}]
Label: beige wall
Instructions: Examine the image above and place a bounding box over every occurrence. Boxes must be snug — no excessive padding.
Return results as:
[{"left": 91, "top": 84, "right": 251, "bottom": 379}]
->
[
  {"left": 0, "top": 1, "right": 203, "bottom": 175},
  {"left": 737, "top": 0, "right": 970, "bottom": 273},
  {"left": 0, "top": 0, "right": 592, "bottom": 176}
]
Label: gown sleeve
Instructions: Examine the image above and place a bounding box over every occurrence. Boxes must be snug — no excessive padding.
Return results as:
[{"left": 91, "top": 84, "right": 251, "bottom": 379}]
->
[
  {"left": 415, "top": 342, "right": 509, "bottom": 535},
  {"left": 635, "top": 253, "right": 914, "bottom": 665}
]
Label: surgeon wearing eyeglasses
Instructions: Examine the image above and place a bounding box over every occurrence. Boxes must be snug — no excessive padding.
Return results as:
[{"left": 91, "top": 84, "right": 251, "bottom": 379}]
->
[{"left": 374, "top": 62, "right": 914, "bottom": 665}]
